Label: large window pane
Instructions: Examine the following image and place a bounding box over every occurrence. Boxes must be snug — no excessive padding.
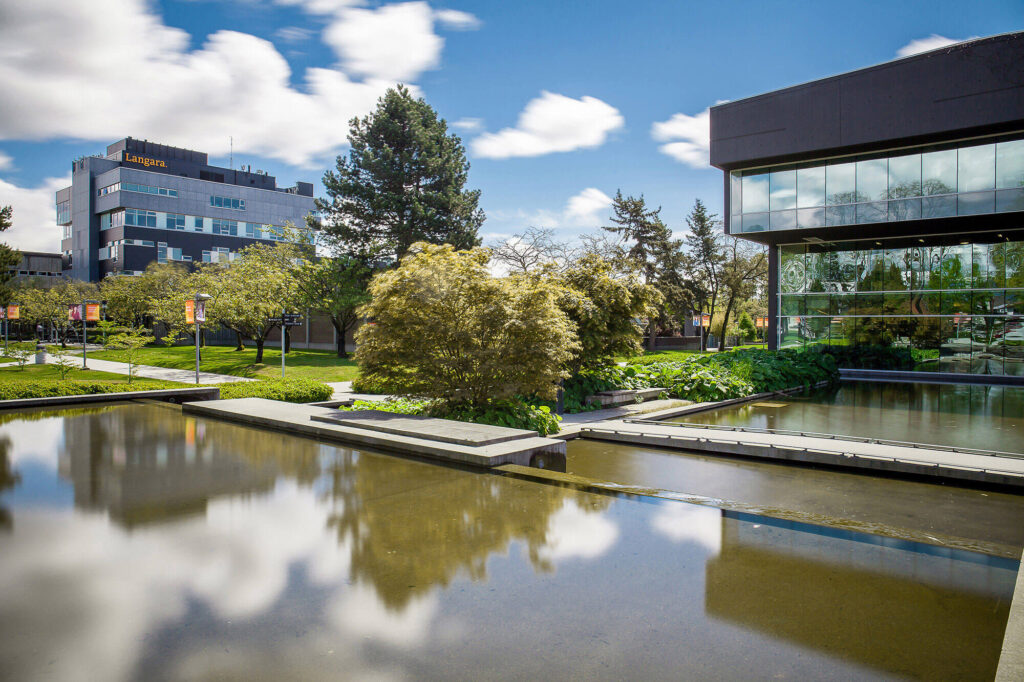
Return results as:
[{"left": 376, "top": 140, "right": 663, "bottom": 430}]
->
[
  {"left": 780, "top": 246, "right": 805, "bottom": 293},
  {"left": 770, "top": 210, "right": 796, "bottom": 230},
  {"left": 805, "top": 250, "right": 827, "bottom": 292},
  {"left": 856, "top": 201, "right": 887, "bottom": 224},
  {"left": 888, "top": 154, "right": 921, "bottom": 198},
  {"left": 996, "top": 188, "right": 1024, "bottom": 213},
  {"left": 888, "top": 198, "right": 921, "bottom": 221},
  {"left": 769, "top": 170, "right": 796, "bottom": 210},
  {"left": 958, "top": 144, "right": 995, "bottom": 192},
  {"left": 781, "top": 295, "right": 804, "bottom": 316},
  {"left": 884, "top": 248, "right": 910, "bottom": 290},
  {"left": 741, "top": 173, "right": 769, "bottom": 213},
  {"left": 958, "top": 191, "right": 995, "bottom": 216},
  {"left": 826, "top": 205, "right": 855, "bottom": 226},
  {"left": 797, "top": 207, "right": 825, "bottom": 229},
  {"left": 797, "top": 166, "right": 825, "bottom": 208},
  {"left": 996, "top": 140, "right": 1024, "bottom": 189},
  {"left": 922, "top": 149, "right": 957, "bottom": 195},
  {"left": 730, "top": 173, "right": 742, "bottom": 214},
  {"left": 1006, "top": 242, "right": 1024, "bottom": 288},
  {"left": 742, "top": 213, "right": 768, "bottom": 232},
  {"left": 921, "top": 195, "right": 956, "bottom": 218},
  {"left": 856, "top": 158, "right": 887, "bottom": 202},
  {"left": 826, "top": 162, "right": 856, "bottom": 205},
  {"left": 940, "top": 244, "right": 972, "bottom": 289}
]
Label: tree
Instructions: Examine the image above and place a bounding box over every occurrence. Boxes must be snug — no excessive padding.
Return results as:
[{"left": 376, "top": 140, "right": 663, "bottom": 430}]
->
[
  {"left": 104, "top": 327, "right": 152, "bottom": 384},
  {"left": 601, "top": 191, "right": 679, "bottom": 348},
  {"left": 317, "top": 85, "right": 484, "bottom": 262},
  {"left": 295, "top": 256, "right": 372, "bottom": 358},
  {"left": 549, "top": 254, "right": 662, "bottom": 373},
  {"left": 716, "top": 236, "right": 767, "bottom": 349},
  {"left": 736, "top": 311, "right": 758, "bottom": 343},
  {"left": 143, "top": 263, "right": 200, "bottom": 345},
  {"left": 490, "top": 227, "right": 576, "bottom": 274},
  {"left": 683, "top": 199, "right": 724, "bottom": 350},
  {"left": 356, "top": 243, "right": 578, "bottom": 406},
  {"left": 215, "top": 241, "right": 302, "bottom": 364},
  {"left": 0, "top": 206, "right": 22, "bottom": 307}
]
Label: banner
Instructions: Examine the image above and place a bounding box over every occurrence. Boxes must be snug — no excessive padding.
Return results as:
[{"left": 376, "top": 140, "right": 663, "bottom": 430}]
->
[
  {"left": 196, "top": 301, "right": 206, "bottom": 323},
  {"left": 85, "top": 303, "right": 101, "bottom": 322},
  {"left": 7, "top": 305, "right": 19, "bottom": 320},
  {"left": 68, "top": 304, "right": 82, "bottom": 321},
  {"left": 755, "top": 316, "right": 768, "bottom": 328},
  {"left": 185, "top": 299, "right": 194, "bottom": 325}
]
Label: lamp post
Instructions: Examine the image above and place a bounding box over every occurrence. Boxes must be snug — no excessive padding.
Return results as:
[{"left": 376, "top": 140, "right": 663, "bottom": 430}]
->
[{"left": 193, "top": 293, "right": 211, "bottom": 384}]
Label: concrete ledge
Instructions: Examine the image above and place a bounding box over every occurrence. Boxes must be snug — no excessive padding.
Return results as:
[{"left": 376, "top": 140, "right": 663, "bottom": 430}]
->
[
  {"left": 841, "top": 368, "right": 1024, "bottom": 386},
  {"left": 0, "top": 386, "right": 221, "bottom": 410},
  {"left": 996, "top": 552, "right": 1024, "bottom": 680},
  {"left": 183, "top": 398, "right": 564, "bottom": 468},
  {"left": 586, "top": 387, "right": 667, "bottom": 408}
]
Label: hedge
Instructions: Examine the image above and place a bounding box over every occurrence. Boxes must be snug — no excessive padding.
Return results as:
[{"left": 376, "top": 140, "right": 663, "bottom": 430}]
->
[
  {"left": 340, "top": 397, "right": 562, "bottom": 436},
  {"left": 219, "top": 378, "right": 333, "bottom": 403},
  {"left": 0, "top": 380, "right": 180, "bottom": 401}
]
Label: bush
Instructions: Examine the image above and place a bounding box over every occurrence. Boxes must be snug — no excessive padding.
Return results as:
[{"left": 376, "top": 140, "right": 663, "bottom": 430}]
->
[
  {"left": 341, "top": 397, "right": 562, "bottom": 436},
  {"left": 219, "top": 378, "right": 333, "bottom": 403},
  {"left": 0, "top": 380, "right": 178, "bottom": 400}
]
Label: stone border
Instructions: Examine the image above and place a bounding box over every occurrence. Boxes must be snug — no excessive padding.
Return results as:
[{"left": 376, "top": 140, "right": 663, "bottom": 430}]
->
[
  {"left": 0, "top": 386, "right": 220, "bottom": 410},
  {"left": 841, "top": 368, "right": 1024, "bottom": 387}
]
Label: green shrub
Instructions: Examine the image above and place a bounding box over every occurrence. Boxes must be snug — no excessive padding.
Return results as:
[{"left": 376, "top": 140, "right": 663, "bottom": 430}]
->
[
  {"left": 350, "top": 374, "right": 395, "bottom": 395},
  {"left": 0, "top": 380, "right": 178, "bottom": 400},
  {"left": 219, "top": 378, "right": 333, "bottom": 403},
  {"left": 341, "top": 397, "right": 562, "bottom": 436}
]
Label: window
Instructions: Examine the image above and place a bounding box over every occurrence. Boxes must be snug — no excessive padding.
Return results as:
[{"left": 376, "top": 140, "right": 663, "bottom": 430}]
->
[
  {"left": 192, "top": 216, "right": 205, "bottom": 232},
  {"left": 212, "top": 219, "right": 237, "bottom": 236},
  {"left": 56, "top": 200, "right": 71, "bottom": 225},
  {"left": 165, "top": 213, "right": 186, "bottom": 230},
  {"left": 105, "top": 181, "right": 178, "bottom": 197},
  {"left": 125, "top": 208, "right": 157, "bottom": 227},
  {"left": 210, "top": 195, "right": 245, "bottom": 210},
  {"left": 245, "top": 222, "right": 262, "bottom": 239}
]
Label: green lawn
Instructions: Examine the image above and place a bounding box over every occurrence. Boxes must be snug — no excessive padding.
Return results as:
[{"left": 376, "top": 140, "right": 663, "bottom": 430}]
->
[
  {"left": 83, "top": 344, "right": 359, "bottom": 382},
  {"left": 0, "top": 363, "right": 180, "bottom": 387}
]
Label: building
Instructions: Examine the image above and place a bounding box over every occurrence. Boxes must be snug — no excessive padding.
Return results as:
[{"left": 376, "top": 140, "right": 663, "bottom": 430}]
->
[
  {"left": 56, "top": 137, "right": 315, "bottom": 281},
  {"left": 710, "top": 32, "right": 1024, "bottom": 378},
  {"left": 8, "top": 251, "right": 63, "bottom": 287}
]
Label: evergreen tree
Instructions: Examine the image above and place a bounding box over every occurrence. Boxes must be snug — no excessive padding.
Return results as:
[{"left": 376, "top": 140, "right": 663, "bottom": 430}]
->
[
  {"left": 317, "top": 85, "right": 484, "bottom": 262},
  {"left": 682, "top": 199, "right": 724, "bottom": 350},
  {"left": 0, "top": 206, "right": 22, "bottom": 306}
]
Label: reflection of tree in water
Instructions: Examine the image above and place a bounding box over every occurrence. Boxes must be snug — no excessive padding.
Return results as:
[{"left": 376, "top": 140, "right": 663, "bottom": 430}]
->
[
  {"left": 0, "top": 435, "right": 18, "bottom": 531},
  {"left": 325, "top": 451, "right": 610, "bottom": 610}
]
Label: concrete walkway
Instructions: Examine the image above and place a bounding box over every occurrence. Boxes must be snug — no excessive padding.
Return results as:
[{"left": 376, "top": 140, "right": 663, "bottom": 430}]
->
[{"left": 42, "top": 355, "right": 251, "bottom": 384}]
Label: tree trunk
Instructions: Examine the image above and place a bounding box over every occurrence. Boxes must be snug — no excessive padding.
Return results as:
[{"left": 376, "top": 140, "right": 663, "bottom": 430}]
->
[
  {"left": 719, "top": 296, "right": 736, "bottom": 352},
  {"left": 332, "top": 318, "right": 349, "bottom": 358},
  {"left": 254, "top": 338, "right": 265, "bottom": 364},
  {"left": 646, "top": 318, "right": 657, "bottom": 351},
  {"left": 235, "top": 330, "right": 244, "bottom": 351}
]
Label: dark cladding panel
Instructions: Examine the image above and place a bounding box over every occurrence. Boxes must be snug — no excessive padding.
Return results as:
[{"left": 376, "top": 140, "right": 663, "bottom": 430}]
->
[{"left": 711, "top": 32, "right": 1024, "bottom": 170}]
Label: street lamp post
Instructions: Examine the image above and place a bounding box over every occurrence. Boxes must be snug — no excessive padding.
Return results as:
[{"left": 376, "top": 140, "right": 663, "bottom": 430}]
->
[{"left": 193, "top": 293, "right": 211, "bottom": 384}]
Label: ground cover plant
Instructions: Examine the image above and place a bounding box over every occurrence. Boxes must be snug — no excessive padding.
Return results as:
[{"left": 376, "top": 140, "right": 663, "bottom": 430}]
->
[
  {"left": 219, "top": 378, "right": 333, "bottom": 403},
  {"left": 83, "top": 344, "right": 359, "bottom": 382},
  {"left": 0, "top": 365, "right": 181, "bottom": 399},
  {"left": 339, "top": 398, "right": 561, "bottom": 436}
]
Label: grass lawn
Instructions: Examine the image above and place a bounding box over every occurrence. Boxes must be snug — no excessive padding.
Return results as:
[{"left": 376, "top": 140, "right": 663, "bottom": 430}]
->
[
  {"left": 83, "top": 344, "right": 359, "bottom": 382},
  {"left": 0, "top": 363, "right": 180, "bottom": 388}
]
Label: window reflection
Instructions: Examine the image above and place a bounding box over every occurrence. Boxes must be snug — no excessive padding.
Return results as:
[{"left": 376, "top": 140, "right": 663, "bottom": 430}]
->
[
  {"left": 997, "top": 140, "right": 1024, "bottom": 189},
  {"left": 958, "top": 144, "right": 995, "bottom": 192},
  {"left": 769, "top": 170, "right": 796, "bottom": 210},
  {"left": 742, "top": 174, "right": 769, "bottom": 213},
  {"left": 856, "top": 159, "right": 887, "bottom": 202},
  {"left": 887, "top": 154, "right": 921, "bottom": 198},
  {"left": 826, "top": 163, "right": 856, "bottom": 205},
  {"left": 797, "top": 166, "right": 825, "bottom": 208}
]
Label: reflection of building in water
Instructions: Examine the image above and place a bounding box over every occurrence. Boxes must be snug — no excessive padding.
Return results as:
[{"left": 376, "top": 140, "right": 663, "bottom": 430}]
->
[
  {"left": 0, "top": 436, "right": 17, "bottom": 531},
  {"left": 704, "top": 511, "right": 1016, "bottom": 680},
  {"left": 58, "top": 405, "right": 281, "bottom": 527}
]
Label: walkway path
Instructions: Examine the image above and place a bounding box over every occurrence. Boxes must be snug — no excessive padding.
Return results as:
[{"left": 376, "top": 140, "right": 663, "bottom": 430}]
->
[{"left": 44, "top": 355, "right": 251, "bottom": 385}]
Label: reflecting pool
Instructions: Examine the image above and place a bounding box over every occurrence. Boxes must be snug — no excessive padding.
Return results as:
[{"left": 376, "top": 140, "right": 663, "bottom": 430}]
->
[
  {"left": 0, "top": 404, "right": 1017, "bottom": 680},
  {"left": 667, "top": 380, "right": 1024, "bottom": 453}
]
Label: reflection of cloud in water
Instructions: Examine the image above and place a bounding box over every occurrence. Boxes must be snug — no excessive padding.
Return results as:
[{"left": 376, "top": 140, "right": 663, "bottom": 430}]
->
[
  {"left": 0, "top": 481, "right": 353, "bottom": 681},
  {"left": 7, "top": 416, "right": 63, "bottom": 470},
  {"left": 329, "top": 584, "right": 439, "bottom": 648},
  {"left": 537, "top": 498, "right": 619, "bottom": 562},
  {"left": 650, "top": 502, "right": 722, "bottom": 554}
]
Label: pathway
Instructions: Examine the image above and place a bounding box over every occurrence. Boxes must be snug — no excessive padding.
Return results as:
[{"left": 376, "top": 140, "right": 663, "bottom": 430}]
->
[{"left": 43, "top": 355, "right": 252, "bottom": 385}]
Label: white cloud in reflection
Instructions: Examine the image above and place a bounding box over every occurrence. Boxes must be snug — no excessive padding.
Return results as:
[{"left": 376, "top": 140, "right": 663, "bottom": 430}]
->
[
  {"left": 328, "top": 584, "right": 439, "bottom": 648},
  {"left": 5, "top": 417, "right": 64, "bottom": 470},
  {"left": 537, "top": 499, "right": 618, "bottom": 563},
  {"left": 650, "top": 502, "right": 722, "bottom": 554}
]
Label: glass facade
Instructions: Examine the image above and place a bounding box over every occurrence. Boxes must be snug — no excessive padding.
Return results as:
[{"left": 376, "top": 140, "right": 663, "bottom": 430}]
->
[
  {"left": 97, "top": 209, "right": 298, "bottom": 242},
  {"left": 732, "top": 136, "right": 1024, "bottom": 233},
  {"left": 778, "top": 234, "right": 1024, "bottom": 376}
]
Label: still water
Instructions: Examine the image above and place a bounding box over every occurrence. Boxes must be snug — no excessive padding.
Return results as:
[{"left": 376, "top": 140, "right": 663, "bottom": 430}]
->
[
  {"left": 0, "top": 403, "right": 1017, "bottom": 680},
  {"left": 667, "top": 380, "right": 1024, "bottom": 453}
]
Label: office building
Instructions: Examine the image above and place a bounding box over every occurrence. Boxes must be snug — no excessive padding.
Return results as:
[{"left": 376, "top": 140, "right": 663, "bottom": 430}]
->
[
  {"left": 56, "top": 137, "right": 315, "bottom": 281},
  {"left": 710, "top": 32, "right": 1024, "bottom": 377}
]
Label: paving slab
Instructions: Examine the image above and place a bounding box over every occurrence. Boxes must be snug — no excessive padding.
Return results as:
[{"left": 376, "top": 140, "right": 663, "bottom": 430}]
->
[
  {"left": 43, "top": 355, "right": 252, "bottom": 384},
  {"left": 577, "top": 419, "right": 1024, "bottom": 489},
  {"left": 183, "top": 398, "right": 564, "bottom": 468},
  {"left": 312, "top": 409, "right": 538, "bottom": 446}
]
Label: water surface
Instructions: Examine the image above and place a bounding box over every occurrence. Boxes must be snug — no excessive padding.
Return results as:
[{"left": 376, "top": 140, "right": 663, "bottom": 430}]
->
[{"left": 0, "top": 404, "right": 1017, "bottom": 680}]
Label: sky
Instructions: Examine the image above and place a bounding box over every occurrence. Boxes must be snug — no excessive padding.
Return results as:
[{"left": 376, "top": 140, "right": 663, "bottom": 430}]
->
[{"left": 0, "top": 0, "right": 1021, "bottom": 253}]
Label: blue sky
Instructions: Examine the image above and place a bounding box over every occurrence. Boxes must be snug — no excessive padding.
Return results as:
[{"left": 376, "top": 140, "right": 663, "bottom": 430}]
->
[{"left": 0, "top": 0, "right": 1021, "bottom": 252}]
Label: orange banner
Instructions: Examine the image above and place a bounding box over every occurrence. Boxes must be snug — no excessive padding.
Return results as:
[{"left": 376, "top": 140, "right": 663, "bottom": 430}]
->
[
  {"left": 7, "top": 305, "right": 19, "bottom": 320},
  {"left": 185, "top": 299, "right": 195, "bottom": 324},
  {"left": 85, "top": 303, "right": 101, "bottom": 322}
]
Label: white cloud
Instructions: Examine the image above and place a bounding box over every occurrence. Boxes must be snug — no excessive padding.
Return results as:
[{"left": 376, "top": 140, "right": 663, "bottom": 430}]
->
[
  {"left": 651, "top": 106, "right": 714, "bottom": 168},
  {"left": 322, "top": 2, "right": 445, "bottom": 82},
  {"left": 537, "top": 499, "right": 619, "bottom": 563},
  {"left": 472, "top": 92, "right": 624, "bottom": 159},
  {"left": 0, "top": 151, "right": 12, "bottom": 171},
  {"left": 564, "top": 187, "right": 613, "bottom": 228},
  {"left": 434, "top": 8, "right": 481, "bottom": 30},
  {"left": 0, "top": 173, "right": 70, "bottom": 252},
  {"left": 896, "top": 34, "right": 978, "bottom": 58},
  {"left": 0, "top": 0, "right": 474, "bottom": 168},
  {"left": 451, "top": 117, "right": 483, "bottom": 132},
  {"left": 273, "top": 26, "right": 315, "bottom": 43}
]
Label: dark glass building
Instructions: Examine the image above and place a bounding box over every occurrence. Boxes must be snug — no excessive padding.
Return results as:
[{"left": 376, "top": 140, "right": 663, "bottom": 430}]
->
[
  {"left": 56, "top": 137, "right": 315, "bottom": 281},
  {"left": 710, "top": 32, "right": 1024, "bottom": 377}
]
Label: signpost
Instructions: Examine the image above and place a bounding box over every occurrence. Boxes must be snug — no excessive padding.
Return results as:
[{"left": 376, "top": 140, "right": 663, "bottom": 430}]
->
[{"left": 269, "top": 313, "right": 304, "bottom": 378}]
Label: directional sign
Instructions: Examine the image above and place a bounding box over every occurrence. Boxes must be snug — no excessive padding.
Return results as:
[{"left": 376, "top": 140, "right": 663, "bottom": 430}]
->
[{"left": 282, "top": 314, "right": 304, "bottom": 327}]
